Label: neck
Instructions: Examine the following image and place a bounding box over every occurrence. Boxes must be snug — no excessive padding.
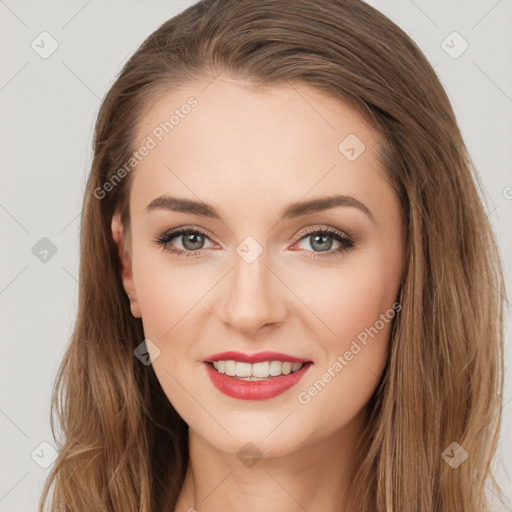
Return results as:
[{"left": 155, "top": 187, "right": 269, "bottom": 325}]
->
[{"left": 173, "top": 409, "right": 367, "bottom": 512}]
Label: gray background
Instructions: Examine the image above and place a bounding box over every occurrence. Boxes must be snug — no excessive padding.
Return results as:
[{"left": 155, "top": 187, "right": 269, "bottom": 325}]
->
[{"left": 1, "top": 0, "right": 511, "bottom": 510}]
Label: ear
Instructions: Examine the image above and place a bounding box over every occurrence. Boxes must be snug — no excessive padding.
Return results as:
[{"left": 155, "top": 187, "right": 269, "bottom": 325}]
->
[{"left": 111, "top": 212, "right": 141, "bottom": 318}]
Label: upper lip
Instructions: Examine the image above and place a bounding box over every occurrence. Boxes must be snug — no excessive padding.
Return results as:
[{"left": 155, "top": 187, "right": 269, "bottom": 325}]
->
[{"left": 203, "top": 351, "right": 312, "bottom": 364}]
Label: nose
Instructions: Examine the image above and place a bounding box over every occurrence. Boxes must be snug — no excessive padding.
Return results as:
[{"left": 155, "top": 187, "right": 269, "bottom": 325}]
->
[{"left": 219, "top": 250, "right": 288, "bottom": 337}]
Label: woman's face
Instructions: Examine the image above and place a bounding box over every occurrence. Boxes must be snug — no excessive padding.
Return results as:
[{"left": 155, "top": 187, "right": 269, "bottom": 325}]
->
[{"left": 112, "top": 77, "right": 404, "bottom": 458}]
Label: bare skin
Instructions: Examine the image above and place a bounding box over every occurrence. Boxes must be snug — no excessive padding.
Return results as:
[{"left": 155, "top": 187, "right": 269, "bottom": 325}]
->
[{"left": 111, "top": 76, "right": 405, "bottom": 511}]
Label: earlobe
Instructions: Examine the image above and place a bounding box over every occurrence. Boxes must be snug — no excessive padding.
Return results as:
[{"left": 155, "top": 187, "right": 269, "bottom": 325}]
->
[{"left": 111, "top": 213, "right": 142, "bottom": 318}]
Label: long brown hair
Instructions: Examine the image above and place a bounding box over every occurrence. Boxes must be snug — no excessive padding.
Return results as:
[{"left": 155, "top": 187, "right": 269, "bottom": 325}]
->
[{"left": 39, "top": 1, "right": 506, "bottom": 510}]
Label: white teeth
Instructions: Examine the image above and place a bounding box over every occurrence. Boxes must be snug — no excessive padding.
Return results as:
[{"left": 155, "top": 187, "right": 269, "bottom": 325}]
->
[
  {"left": 269, "top": 361, "right": 282, "bottom": 376},
  {"left": 252, "top": 361, "right": 270, "bottom": 377},
  {"left": 225, "top": 360, "right": 236, "bottom": 376},
  {"left": 235, "top": 362, "right": 252, "bottom": 377},
  {"left": 281, "top": 362, "right": 292, "bottom": 375},
  {"left": 211, "top": 360, "right": 305, "bottom": 378}
]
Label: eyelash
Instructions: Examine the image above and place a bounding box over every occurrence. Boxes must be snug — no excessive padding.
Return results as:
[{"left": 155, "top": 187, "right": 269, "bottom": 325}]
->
[{"left": 153, "top": 225, "right": 357, "bottom": 260}]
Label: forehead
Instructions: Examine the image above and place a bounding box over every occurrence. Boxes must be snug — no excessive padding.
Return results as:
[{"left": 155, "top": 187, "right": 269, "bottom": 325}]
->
[
  {"left": 129, "top": 76, "right": 392, "bottom": 223},
  {"left": 135, "top": 76, "right": 382, "bottom": 155}
]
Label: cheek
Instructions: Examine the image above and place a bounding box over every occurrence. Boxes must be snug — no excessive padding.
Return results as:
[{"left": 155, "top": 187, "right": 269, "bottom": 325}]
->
[
  {"left": 131, "top": 253, "right": 207, "bottom": 408},
  {"left": 131, "top": 247, "right": 213, "bottom": 341},
  {"left": 294, "top": 251, "right": 400, "bottom": 353},
  {"left": 291, "top": 252, "right": 400, "bottom": 421}
]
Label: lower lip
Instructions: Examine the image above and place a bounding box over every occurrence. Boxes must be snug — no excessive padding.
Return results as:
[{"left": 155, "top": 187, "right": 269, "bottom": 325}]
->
[{"left": 203, "top": 362, "right": 312, "bottom": 400}]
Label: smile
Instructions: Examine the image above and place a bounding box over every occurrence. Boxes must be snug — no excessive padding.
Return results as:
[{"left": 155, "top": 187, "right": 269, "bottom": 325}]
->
[
  {"left": 202, "top": 351, "right": 313, "bottom": 400},
  {"left": 212, "top": 360, "right": 305, "bottom": 379}
]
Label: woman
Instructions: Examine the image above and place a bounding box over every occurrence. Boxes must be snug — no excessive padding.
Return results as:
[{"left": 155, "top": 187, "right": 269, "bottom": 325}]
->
[{"left": 39, "top": 0, "right": 506, "bottom": 510}]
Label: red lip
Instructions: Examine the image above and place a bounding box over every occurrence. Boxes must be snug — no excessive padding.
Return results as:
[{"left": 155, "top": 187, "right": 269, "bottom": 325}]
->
[
  {"left": 203, "top": 351, "right": 311, "bottom": 364},
  {"left": 203, "top": 361, "right": 313, "bottom": 400}
]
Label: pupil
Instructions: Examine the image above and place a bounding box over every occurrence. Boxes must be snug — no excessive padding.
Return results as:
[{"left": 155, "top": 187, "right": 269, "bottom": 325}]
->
[
  {"left": 183, "top": 233, "right": 203, "bottom": 250},
  {"left": 311, "top": 234, "right": 332, "bottom": 252}
]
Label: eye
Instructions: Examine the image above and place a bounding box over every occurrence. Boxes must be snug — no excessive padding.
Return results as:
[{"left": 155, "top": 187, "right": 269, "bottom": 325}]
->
[
  {"left": 293, "top": 226, "right": 356, "bottom": 260},
  {"left": 154, "top": 227, "right": 214, "bottom": 258},
  {"left": 154, "top": 225, "right": 357, "bottom": 260}
]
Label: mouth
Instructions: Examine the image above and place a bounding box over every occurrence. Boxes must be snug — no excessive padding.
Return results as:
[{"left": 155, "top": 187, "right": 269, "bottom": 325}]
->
[
  {"left": 206, "top": 360, "right": 308, "bottom": 380},
  {"left": 202, "top": 355, "right": 313, "bottom": 400}
]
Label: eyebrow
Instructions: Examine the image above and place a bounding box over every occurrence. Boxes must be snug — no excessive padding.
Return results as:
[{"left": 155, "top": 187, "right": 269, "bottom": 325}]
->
[{"left": 145, "top": 194, "right": 374, "bottom": 223}]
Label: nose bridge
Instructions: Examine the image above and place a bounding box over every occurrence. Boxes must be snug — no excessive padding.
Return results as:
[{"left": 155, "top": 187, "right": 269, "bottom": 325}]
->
[{"left": 220, "top": 241, "right": 287, "bottom": 333}]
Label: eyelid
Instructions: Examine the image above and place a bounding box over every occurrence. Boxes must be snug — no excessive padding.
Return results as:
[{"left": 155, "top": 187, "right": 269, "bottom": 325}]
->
[
  {"left": 157, "top": 224, "right": 355, "bottom": 244},
  {"left": 294, "top": 224, "right": 355, "bottom": 243},
  {"left": 157, "top": 225, "right": 218, "bottom": 244},
  {"left": 154, "top": 224, "right": 358, "bottom": 258}
]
